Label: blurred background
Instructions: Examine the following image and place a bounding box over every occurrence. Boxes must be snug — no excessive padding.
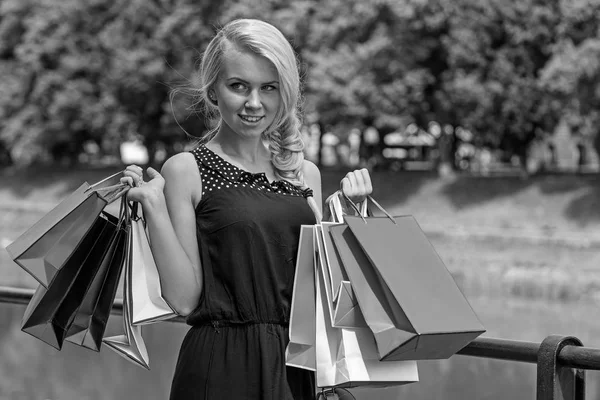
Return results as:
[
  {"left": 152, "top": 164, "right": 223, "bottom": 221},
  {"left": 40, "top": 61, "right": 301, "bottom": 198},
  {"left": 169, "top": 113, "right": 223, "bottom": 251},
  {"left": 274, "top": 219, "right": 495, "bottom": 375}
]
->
[{"left": 1, "top": 0, "right": 600, "bottom": 399}]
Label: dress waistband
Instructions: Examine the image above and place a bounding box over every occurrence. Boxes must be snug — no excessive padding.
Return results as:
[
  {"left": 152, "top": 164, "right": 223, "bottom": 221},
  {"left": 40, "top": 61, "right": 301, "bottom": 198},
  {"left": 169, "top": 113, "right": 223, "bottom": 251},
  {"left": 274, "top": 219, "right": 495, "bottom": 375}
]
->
[{"left": 191, "top": 320, "right": 289, "bottom": 330}]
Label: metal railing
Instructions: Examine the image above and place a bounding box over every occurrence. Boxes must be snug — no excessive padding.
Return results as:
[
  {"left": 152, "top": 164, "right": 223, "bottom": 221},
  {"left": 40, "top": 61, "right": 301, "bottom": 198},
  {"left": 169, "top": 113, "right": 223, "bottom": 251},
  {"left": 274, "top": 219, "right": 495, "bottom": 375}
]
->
[{"left": 0, "top": 285, "right": 597, "bottom": 400}]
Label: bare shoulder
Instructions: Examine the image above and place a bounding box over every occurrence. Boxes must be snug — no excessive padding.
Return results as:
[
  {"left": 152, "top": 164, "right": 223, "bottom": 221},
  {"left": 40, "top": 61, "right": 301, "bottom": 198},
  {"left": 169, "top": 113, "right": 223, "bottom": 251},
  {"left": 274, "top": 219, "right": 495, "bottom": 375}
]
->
[
  {"left": 302, "top": 159, "right": 321, "bottom": 182},
  {"left": 160, "top": 152, "right": 202, "bottom": 204},
  {"left": 302, "top": 159, "right": 322, "bottom": 195},
  {"left": 302, "top": 159, "right": 323, "bottom": 214},
  {"left": 161, "top": 152, "right": 197, "bottom": 176}
]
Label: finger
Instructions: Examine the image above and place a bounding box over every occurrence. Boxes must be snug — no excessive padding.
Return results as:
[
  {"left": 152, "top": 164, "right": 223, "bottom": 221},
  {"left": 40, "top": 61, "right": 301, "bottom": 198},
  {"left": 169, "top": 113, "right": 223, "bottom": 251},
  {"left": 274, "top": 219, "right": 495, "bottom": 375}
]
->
[
  {"left": 359, "top": 168, "right": 373, "bottom": 195},
  {"left": 120, "top": 176, "right": 134, "bottom": 187},
  {"left": 126, "top": 166, "right": 144, "bottom": 183},
  {"left": 346, "top": 172, "right": 363, "bottom": 197},
  {"left": 352, "top": 170, "right": 367, "bottom": 195},
  {"left": 123, "top": 171, "right": 142, "bottom": 187},
  {"left": 340, "top": 177, "right": 352, "bottom": 197},
  {"left": 125, "top": 165, "right": 144, "bottom": 175},
  {"left": 123, "top": 170, "right": 141, "bottom": 180},
  {"left": 146, "top": 167, "right": 161, "bottom": 179},
  {"left": 126, "top": 187, "right": 141, "bottom": 202}
]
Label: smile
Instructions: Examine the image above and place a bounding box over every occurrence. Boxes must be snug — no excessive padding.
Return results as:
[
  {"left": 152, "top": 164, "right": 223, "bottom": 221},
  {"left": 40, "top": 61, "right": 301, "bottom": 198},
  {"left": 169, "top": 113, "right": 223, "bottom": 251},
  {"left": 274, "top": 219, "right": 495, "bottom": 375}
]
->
[{"left": 239, "top": 115, "right": 264, "bottom": 123}]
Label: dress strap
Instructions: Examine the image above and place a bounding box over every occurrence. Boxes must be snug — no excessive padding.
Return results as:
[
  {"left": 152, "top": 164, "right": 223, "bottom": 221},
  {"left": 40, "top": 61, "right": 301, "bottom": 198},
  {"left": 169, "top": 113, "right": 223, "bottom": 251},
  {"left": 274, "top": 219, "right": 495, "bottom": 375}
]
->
[{"left": 189, "top": 146, "right": 210, "bottom": 171}]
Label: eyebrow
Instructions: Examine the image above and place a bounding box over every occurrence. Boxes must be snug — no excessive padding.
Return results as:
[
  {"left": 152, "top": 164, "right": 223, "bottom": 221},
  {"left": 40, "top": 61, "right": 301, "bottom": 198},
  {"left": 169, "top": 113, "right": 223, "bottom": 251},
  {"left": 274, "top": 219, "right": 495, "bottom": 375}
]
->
[{"left": 226, "top": 77, "right": 279, "bottom": 85}]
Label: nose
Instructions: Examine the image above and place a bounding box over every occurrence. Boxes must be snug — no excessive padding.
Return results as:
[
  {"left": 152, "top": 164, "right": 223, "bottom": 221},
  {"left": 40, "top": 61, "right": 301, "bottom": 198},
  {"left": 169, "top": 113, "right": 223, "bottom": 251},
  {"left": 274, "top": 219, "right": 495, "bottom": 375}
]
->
[{"left": 245, "top": 90, "right": 262, "bottom": 109}]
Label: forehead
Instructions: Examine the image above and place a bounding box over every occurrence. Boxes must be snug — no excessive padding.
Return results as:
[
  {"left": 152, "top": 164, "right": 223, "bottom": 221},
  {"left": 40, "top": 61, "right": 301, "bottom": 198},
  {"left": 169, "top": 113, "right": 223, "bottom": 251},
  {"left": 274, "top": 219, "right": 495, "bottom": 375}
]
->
[{"left": 220, "top": 44, "right": 279, "bottom": 83}]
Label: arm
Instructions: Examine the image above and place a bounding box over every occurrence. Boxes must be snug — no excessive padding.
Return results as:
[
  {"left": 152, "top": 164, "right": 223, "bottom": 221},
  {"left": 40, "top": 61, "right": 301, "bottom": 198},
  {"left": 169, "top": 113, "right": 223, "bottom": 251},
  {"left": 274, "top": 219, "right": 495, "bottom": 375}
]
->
[
  {"left": 303, "top": 159, "right": 323, "bottom": 216},
  {"left": 302, "top": 161, "right": 373, "bottom": 217},
  {"left": 128, "top": 153, "right": 203, "bottom": 316}
]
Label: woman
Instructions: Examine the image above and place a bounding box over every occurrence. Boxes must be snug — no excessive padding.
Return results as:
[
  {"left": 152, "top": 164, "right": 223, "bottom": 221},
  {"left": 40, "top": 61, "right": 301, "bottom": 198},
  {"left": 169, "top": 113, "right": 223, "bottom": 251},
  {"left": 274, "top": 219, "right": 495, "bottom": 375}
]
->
[{"left": 121, "top": 19, "right": 372, "bottom": 399}]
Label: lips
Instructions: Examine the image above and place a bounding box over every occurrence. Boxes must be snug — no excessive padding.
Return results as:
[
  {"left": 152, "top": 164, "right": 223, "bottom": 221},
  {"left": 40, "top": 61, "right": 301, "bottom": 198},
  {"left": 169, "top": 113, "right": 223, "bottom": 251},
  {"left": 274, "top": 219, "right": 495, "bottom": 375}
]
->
[{"left": 239, "top": 115, "right": 264, "bottom": 123}]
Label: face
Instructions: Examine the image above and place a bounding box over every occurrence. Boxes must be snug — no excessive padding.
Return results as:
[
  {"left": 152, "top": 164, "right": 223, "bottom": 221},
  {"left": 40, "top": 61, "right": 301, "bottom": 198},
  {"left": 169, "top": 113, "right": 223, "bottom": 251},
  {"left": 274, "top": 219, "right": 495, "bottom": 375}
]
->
[{"left": 212, "top": 45, "right": 281, "bottom": 140}]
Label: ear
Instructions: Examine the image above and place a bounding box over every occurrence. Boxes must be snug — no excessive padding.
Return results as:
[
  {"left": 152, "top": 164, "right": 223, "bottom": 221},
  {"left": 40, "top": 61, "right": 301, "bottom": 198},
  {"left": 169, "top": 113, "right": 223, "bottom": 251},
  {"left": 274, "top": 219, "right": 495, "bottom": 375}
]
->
[{"left": 208, "top": 90, "right": 218, "bottom": 105}]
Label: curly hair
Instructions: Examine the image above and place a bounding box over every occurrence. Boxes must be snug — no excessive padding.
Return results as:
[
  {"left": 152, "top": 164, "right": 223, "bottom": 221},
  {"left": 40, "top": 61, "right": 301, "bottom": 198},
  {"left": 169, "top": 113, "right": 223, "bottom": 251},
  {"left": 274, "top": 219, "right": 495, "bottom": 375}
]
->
[{"left": 200, "top": 20, "right": 307, "bottom": 180}]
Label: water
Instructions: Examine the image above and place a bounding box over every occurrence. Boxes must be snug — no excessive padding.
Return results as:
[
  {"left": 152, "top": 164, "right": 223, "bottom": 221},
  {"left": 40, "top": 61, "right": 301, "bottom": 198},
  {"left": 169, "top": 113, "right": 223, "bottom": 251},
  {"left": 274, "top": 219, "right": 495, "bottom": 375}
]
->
[{"left": 1, "top": 295, "right": 598, "bottom": 399}]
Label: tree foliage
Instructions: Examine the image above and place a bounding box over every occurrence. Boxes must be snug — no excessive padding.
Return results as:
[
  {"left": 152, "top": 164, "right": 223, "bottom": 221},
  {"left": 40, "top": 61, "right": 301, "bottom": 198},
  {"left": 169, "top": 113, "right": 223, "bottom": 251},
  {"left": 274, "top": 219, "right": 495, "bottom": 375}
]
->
[
  {"left": 0, "top": 0, "right": 599, "bottom": 166},
  {"left": 539, "top": 0, "right": 600, "bottom": 154}
]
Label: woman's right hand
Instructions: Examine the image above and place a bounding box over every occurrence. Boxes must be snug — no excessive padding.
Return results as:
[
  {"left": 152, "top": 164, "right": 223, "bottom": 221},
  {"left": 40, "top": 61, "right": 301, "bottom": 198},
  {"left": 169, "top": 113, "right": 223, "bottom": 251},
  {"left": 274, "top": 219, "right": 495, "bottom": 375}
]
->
[{"left": 120, "top": 165, "right": 166, "bottom": 209}]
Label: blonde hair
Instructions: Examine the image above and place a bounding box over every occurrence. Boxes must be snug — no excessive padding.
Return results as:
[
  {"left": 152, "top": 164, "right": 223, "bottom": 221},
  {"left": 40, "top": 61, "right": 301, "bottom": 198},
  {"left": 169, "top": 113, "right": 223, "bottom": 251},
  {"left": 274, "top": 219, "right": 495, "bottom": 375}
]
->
[
  {"left": 199, "top": 20, "right": 303, "bottom": 178},
  {"left": 195, "top": 19, "right": 322, "bottom": 221}
]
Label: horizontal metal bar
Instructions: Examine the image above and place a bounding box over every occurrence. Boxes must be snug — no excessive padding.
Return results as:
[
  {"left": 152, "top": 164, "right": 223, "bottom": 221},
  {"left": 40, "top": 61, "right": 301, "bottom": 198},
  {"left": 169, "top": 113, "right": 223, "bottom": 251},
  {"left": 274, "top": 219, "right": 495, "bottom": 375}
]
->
[
  {"left": 458, "top": 337, "right": 600, "bottom": 371},
  {"left": 0, "top": 285, "right": 186, "bottom": 323},
  {"left": 1, "top": 285, "right": 599, "bottom": 370},
  {"left": 457, "top": 337, "right": 539, "bottom": 363},
  {"left": 0, "top": 286, "right": 34, "bottom": 306}
]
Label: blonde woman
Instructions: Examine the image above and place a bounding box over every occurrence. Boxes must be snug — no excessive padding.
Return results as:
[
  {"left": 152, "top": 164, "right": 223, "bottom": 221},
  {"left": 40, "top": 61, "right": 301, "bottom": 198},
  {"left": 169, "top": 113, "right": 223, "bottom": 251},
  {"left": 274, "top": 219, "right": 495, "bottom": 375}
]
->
[{"left": 122, "top": 19, "right": 372, "bottom": 399}]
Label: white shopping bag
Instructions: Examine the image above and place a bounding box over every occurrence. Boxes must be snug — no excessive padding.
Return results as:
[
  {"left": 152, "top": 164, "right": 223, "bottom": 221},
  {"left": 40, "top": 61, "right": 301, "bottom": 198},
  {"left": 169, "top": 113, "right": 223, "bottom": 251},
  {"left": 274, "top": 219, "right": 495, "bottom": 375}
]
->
[
  {"left": 315, "top": 253, "right": 419, "bottom": 388},
  {"left": 316, "top": 222, "right": 366, "bottom": 329},
  {"left": 129, "top": 207, "right": 176, "bottom": 325},
  {"left": 286, "top": 225, "right": 317, "bottom": 371}
]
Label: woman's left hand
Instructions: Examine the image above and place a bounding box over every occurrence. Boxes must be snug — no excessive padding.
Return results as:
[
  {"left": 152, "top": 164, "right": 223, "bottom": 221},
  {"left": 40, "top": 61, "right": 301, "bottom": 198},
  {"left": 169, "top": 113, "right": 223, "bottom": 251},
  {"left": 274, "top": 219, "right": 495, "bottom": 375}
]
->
[{"left": 340, "top": 168, "right": 373, "bottom": 204}]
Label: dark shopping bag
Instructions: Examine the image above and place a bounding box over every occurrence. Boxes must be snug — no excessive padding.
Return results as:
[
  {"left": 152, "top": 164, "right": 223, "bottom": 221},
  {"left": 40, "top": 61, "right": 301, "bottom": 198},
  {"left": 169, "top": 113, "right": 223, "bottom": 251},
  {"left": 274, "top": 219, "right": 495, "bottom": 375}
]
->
[
  {"left": 6, "top": 171, "right": 127, "bottom": 288},
  {"left": 328, "top": 193, "right": 485, "bottom": 361},
  {"left": 64, "top": 201, "right": 130, "bottom": 351},
  {"left": 21, "top": 211, "right": 120, "bottom": 350}
]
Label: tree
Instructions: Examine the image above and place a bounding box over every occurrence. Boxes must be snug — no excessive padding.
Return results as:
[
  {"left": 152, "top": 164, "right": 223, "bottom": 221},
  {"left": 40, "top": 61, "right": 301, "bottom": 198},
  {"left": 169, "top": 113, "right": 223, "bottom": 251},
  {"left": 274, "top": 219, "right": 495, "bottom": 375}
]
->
[
  {"left": 0, "top": 0, "right": 227, "bottom": 166},
  {"left": 2, "top": 0, "right": 599, "bottom": 168},
  {"left": 440, "top": 0, "right": 562, "bottom": 168},
  {"left": 539, "top": 0, "right": 600, "bottom": 157}
]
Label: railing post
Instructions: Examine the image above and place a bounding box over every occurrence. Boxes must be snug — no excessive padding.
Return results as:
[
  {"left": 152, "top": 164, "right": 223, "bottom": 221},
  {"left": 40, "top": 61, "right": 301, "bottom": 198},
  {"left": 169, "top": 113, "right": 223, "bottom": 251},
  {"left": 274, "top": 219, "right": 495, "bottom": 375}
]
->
[{"left": 537, "top": 335, "right": 586, "bottom": 400}]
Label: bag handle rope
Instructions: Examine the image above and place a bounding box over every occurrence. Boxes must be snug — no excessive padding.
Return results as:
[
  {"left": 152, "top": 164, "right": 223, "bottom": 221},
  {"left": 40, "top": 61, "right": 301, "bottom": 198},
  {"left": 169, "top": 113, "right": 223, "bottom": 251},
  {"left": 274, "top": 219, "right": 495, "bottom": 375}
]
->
[
  {"left": 329, "top": 190, "right": 396, "bottom": 224},
  {"left": 85, "top": 170, "right": 130, "bottom": 204}
]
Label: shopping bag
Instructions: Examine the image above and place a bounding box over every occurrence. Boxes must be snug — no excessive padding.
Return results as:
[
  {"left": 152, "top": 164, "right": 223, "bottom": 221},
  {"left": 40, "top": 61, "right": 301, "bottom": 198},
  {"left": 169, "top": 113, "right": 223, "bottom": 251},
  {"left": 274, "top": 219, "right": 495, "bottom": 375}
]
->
[
  {"left": 328, "top": 194, "right": 485, "bottom": 361},
  {"left": 285, "top": 225, "right": 316, "bottom": 371},
  {"left": 129, "top": 205, "right": 176, "bottom": 325},
  {"left": 102, "top": 302, "right": 150, "bottom": 370},
  {"left": 316, "top": 192, "right": 368, "bottom": 329},
  {"left": 64, "top": 201, "right": 129, "bottom": 351},
  {"left": 315, "top": 254, "right": 419, "bottom": 388},
  {"left": 20, "top": 211, "right": 119, "bottom": 350},
  {"left": 315, "top": 223, "right": 366, "bottom": 329},
  {"left": 103, "top": 206, "right": 151, "bottom": 370},
  {"left": 6, "top": 171, "right": 127, "bottom": 288},
  {"left": 325, "top": 191, "right": 368, "bottom": 225},
  {"left": 103, "top": 303, "right": 150, "bottom": 370}
]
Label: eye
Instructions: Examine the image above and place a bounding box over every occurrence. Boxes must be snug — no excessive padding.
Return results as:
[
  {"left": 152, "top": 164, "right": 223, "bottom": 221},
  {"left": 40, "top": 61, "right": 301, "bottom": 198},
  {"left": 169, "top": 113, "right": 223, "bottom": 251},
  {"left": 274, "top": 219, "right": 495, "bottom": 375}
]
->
[
  {"left": 262, "top": 85, "right": 278, "bottom": 92},
  {"left": 230, "top": 82, "right": 246, "bottom": 91}
]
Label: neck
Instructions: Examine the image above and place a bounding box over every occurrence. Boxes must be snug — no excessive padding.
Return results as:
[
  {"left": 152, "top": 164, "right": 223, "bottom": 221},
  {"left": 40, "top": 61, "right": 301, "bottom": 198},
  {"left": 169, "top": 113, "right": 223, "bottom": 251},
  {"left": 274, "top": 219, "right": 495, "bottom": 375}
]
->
[{"left": 209, "top": 129, "right": 271, "bottom": 167}]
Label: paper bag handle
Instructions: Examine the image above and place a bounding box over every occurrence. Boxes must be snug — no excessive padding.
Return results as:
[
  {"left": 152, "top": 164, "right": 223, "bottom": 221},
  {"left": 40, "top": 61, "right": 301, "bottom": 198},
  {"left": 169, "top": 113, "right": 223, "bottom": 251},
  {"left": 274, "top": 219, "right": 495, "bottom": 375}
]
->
[
  {"left": 84, "top": 170, "right": 132, "bottom": 204},
  {"left": 340, "top": 191, "right": 396, "bottom": 224},
  {"left": 318, "top": 388, "right": 356, "bottom": 399},
  {"left": 114, "top": 195, "right": 132, "bottom": 230},
  {"left": 86, "top": 170, "right": 124, "bottom": 191},
  {"left": 92, "top": 183, "right": 130, "bottom": 204},
  {"left": 325, "top": 190, "right": 368, "bottom": 223}
]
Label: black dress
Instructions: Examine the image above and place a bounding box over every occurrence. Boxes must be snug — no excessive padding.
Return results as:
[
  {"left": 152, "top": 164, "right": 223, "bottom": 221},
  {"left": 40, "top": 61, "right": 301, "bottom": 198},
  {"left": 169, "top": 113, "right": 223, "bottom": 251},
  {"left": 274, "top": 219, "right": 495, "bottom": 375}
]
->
[{"left": 169, "top": 145, "right": 317, "bottom": 400}]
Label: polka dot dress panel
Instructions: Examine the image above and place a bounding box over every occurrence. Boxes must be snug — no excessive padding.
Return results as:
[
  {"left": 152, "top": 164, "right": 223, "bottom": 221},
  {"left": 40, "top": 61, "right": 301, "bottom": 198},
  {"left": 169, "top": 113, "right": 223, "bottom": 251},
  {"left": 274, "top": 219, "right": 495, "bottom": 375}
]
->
[{"left": 190, "top": 146, "right": 311, "bottom": 198}]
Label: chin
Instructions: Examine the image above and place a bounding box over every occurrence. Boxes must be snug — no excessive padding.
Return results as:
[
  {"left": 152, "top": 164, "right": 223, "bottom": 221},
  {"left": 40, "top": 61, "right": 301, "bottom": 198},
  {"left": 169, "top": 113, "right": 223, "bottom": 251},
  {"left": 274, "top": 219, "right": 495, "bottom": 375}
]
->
[
  {"left": 236, "top": 128, "right": 264, "bottom": 139},
  {"left": 238, "top": 124, "right": 268, "bottom": 137}
]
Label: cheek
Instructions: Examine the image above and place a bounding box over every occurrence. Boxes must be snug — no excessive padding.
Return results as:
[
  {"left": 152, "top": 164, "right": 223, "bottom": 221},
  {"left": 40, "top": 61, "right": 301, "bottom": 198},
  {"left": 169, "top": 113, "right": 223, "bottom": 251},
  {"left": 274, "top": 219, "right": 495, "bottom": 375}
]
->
[
  {"left": 265, "top": 95, "right": 282, "bottom": 112},
  {"left": 220, "top": 91, "right": 239, "bottom": 107},
  {"left": 217, "top": 88, "right": 243, "bottom": 106}
]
